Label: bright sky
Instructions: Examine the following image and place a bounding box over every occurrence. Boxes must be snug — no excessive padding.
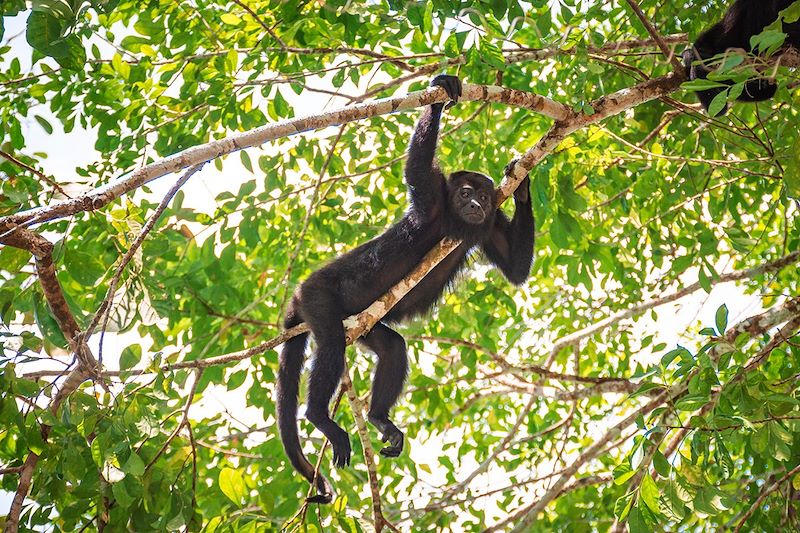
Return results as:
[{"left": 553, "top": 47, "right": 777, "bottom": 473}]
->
[{"left": 0, "top": 7, "right": 771, "bottom": 526}]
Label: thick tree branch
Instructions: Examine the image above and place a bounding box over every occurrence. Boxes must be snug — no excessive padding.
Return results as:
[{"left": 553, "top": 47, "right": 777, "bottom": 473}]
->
[{"left": 0, "top": 84, "right": 569, "bottom": 234}]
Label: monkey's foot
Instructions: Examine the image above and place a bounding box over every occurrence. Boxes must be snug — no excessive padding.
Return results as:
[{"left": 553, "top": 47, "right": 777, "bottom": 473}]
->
[
  {"left": 369, "top": 414, "right": 404, "bottom": 457},
  {"left": 307, "top": 410, "right": 352, "bottom": 468},
  {"left": 504, "top": 158, "right": 519, "bottom": 176},
  {"left": 329, "top": 428, "right": 352, "bottom": 468}
]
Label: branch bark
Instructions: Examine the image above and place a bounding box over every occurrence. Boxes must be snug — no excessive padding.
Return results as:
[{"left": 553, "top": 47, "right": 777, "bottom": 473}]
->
[{"left": 0, "top": 84, "right": 569, "bottom": 234}]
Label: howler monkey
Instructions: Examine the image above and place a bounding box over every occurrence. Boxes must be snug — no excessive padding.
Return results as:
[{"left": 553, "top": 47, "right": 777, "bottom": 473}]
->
[
  {"left": 683, "top": 0, "right": 800, "bottom": 115},
  {"left": 276, "top": 75, "right": 535, "bottom": 503}
]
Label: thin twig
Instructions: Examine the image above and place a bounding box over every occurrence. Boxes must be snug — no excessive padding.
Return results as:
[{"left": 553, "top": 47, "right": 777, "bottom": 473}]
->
[
  {"left": 623, "top": 0, "right": 684, "bottom": 73},
  {"left": 0, "top": 149, "right": 70, "bottom": 197},
  {"left": 734, "top": 463, "right": 800, "bottom": 533}
]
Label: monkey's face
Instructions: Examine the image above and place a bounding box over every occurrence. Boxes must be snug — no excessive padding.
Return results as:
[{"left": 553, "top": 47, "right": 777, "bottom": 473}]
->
[{"left": 448, "top": 171, "right": 495, "bottom": 225}]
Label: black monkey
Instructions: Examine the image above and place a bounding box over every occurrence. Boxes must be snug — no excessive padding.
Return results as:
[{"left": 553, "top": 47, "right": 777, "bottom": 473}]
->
[
  {"left": 683, "top": 0, "right": 800, "bottom": 115},
  {"left": 275, "top": 75, "right": 535, "bottom": 503}
]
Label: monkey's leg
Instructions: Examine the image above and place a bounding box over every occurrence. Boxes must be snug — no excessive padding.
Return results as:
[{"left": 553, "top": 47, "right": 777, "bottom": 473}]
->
[
  {"left": 300, "top": 286, "right": 352, "bottom": 468},
  {"left": 359, "top": 322, "right": 408, "bottom": 458}
]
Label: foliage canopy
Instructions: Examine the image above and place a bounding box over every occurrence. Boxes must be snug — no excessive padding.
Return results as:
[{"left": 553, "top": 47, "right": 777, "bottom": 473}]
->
[{"left": 1, "top": 1, "right": 800, "bottom": 532}]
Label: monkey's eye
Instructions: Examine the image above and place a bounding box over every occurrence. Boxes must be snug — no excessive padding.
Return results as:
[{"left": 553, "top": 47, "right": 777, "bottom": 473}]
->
[
  {"left": 480, "top": 194, "right": 488, "bottom": 202},
  {"left": 460, "top": 190, "right": 470, "bottom": 198}
]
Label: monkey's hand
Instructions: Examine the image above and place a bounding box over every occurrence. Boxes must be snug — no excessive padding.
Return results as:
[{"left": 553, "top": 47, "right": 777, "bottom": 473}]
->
[
  {"left": 431, "top": 74, "right": 462, "bottom": 110},
  {"left": 505, "top": 159, "right": 531, "bottom": 203}
]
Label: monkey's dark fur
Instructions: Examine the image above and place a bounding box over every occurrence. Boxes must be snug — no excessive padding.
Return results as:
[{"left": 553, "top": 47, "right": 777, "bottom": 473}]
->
[
  {"left": 276, "top": 75, "right": 535, "bottom": 503},
  {"left": 683, "top": 0, "right": 800, "bottom": 115}
]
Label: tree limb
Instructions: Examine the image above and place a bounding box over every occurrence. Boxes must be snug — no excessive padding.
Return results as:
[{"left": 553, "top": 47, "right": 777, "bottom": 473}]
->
[
  {"left": 505, "top": 297, "right": 800, "bottom": 532},
  {"left": 0, "top": 84, "right": 570, "bottom": 234}
]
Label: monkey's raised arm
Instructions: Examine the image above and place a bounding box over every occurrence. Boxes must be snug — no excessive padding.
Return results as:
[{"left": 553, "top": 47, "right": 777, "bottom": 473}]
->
[
  {"left": 482, "top": 169, "right": 534, "bottom": 285},
  {"left": 404, "top": 75, "right": 460, "bottom": 217}
]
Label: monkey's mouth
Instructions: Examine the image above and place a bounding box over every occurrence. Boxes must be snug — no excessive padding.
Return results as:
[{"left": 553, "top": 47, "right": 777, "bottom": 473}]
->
[{"left": 463, "top": 211, "right": 485, "bottom": 224}]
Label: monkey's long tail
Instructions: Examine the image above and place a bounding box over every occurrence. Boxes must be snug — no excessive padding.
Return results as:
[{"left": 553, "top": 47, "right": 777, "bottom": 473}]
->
[{"left": 276, "top": 315, "right": 334, "bottom": 504}]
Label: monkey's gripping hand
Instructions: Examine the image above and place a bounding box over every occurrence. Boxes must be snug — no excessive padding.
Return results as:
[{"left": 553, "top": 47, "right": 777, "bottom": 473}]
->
[
  {"left": 505, "top": 158, "right": 530, "bottom": 204},
  {"left": 430, "top": 74, "right": 462, "bottom": 109}
]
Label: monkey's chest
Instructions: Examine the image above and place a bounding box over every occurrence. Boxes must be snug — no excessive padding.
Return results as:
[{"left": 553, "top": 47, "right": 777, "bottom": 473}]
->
[{"left": 384, "top": 243, "right": 471, "bottom": 322}]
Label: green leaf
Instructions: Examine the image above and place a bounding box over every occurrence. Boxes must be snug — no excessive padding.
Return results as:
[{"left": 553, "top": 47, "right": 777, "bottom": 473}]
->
[
  {"left": 274, "top": 89, "right": 290, "bottom": 117},
  {"left": 661, "top": 347, "right": 690, "bottom": 367},
  {"left": 33, "top": 293, "right": 67, "bottom": 348},
  {"left": 65, "top": 250, "right": 107, "bottom": 286},
  {"left": 614, "top": 491, "right": 635, "bottom": 520},
  {"left": 26, "top": 10, "right": 63, "bottom": 53},
  {"left": 675, "top": 394, "right": 709, "bottom": 411},
  {"left": 479, "top": 38, "right": 505, "bottom": 69},
  {"left": 627, "top": 504, "right": 649, "bottom": 533},
  {"left": 111, "top": 53, "right": 131, "bottom": 79},
  {"left": 750, "top": 29, "right": 787, "bottom": 54},
  {"left": 34, "top": 115, "right": 53, "bottom": 134},
  {"left": 240, "top": 150, "right": 253, "bottom": 173},
  {"left": 652, "top": 451, "right": 671, "bottom": 478},
  {"left": 694, "top": 486, "right": 730, "bottom": 515},
  {"left": 122, "top": 451, "right": 145, "bottom": 476},
  {"left": 119, "top": 344, "right": 142, "bottom": 371},
  {"left": 220, "top": 13, "right": 242, "bottom": 25},
  {"left": 613, "top": 462, "right": 635, "bottom": 485},
  {"left": 219, "top": 467, "right": 246, "bottom": 504},
  {"left": 639, "top": 474, "right": 661, "bottom": 514},
  {"left": 707, "top": 89, "right": 729, "bottom": 118},
  {"left": 112, "top": 479, "right": 134, "bottom": 508},
  {"left": 715, "top": 304, "right": 728, "bottom": 334},
  {"left": 714, "top": 435, "right": 734, "bottom": 478},
  {"left": 443, "top": 33, "right": 461, "bottom": 58},
  {"left": 683, "top": 79, "right": 728, "bottom": 91}
]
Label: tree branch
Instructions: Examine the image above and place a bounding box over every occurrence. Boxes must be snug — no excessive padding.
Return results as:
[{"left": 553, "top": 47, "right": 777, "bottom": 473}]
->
[
  {"left": 1, "top": 84, "right": 570, "bottom": 234},
  {"left": 623, "top": 0, "right": 684, "bottom": 72},
  {"left": 546, "top": 251, "right": 800, "bottom": 363},
  {"left": 505, "top": 297, "right": 800, "bottom": 532},
  {"left": 734, "top": 463, "right": 800, "bottom": 533}
]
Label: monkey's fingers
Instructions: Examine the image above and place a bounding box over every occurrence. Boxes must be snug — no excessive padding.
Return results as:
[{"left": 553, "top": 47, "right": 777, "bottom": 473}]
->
[
  {"left": 331, "top": 438, "right": 352, "bottom": 468},
  {"left": 443, "top": 77, "right": 460, "bottom": 102},
  {"left": 504, "top": 158, "right": 520, "bottom": 177},
  {"left": 333, "top": 449, "right": 350, "bottom": 468},
  {"left": 379, "top": 445, "right": 402, "bottom": 458},
  {"left": 378, "top": 430, "right": 404, "bottom": 458},
  {"left": 431, "top": 75, "right": 460, "bottom": 109},
  {"left": 447, "top": 77, "right": 462, "bottom": 102}
]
